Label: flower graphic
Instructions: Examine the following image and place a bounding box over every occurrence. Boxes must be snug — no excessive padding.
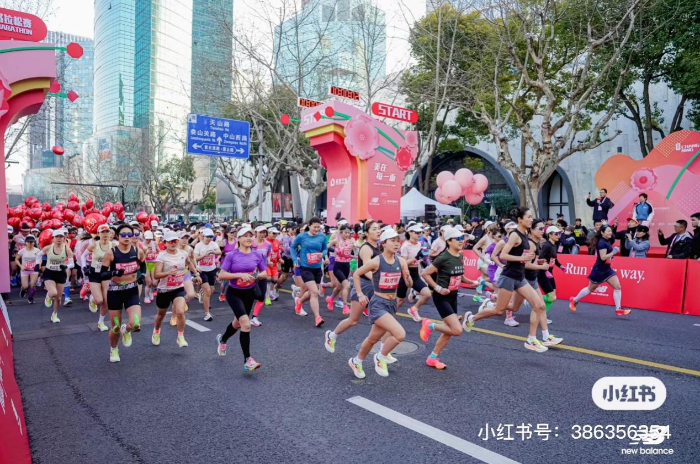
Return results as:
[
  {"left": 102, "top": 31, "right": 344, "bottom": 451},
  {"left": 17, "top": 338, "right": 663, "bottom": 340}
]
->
[
  {"left": 344, "top": 114, "right": 379, "bottom": 160},
  {"left": 631, "top": 167, "right": 658, "bottom": 192},
  {"left": 405, "top": 131, "right": 418, "bottom": 148},
  {"left": 0, "top": 71, "right": 11, "bottom": 120},
  {"left": 395, "top": 146, "right": 413, "bottom": 172}
]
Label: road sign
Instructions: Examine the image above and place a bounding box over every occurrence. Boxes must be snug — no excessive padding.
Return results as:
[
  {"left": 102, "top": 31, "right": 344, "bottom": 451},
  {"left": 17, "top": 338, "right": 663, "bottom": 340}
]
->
[{"left": 186, "top": 114, "right": 250, "bottom": 159}]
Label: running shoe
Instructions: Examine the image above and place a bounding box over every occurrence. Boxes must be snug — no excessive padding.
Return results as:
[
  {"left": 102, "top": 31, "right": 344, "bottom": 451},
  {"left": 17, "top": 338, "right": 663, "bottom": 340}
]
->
[
  {"left": 19, "top": 288, "right": 27, "bottom": 298},
  {"left": 335, "top": 298, "right": 344, "bottom": 308},
  {"left": 198, "top": 289, "right": 204, "bottom": 303},
  {"left": 478, "top": 299, "right": 492, "bottom": 313},
  {"left": 462, "top": 311, "right": 474, "bottom": 332},
  {"left": 504, "top": 317, "right": 520, "bottom": 327},
  {"left": 291, "top": 284, "right": 300, "bottom": 299},
  {"left": 251, "top": 317, "right": 262, "bottom": 327},
  {"left": 28, "top": 296, "right": 34, "bottom": 304},
  {"left": 342, "top": 305, "right": 350, "bottom": 315},
  {"left": 315, "top": 316, "right": 324, "bottom": 327},
  {"left": 384, "top": 353, "right": 398, "bottom": 364},
  {"left": 218, "top": 293, "right": 226, "bottom": 302},
  {"left": 294, "top": 298, "right": 306, "bottom": 315},
  {"left": 170, "top": 314, "right": 177, "bottom": 326},
  {"left": 319, "top": 283, "right": 326, "bottom": 296},
  {"left": 204, "top": 312, "right": 213, "bottom": 321},
  {"left": 80, "top": 283, "right": 89, "bottom": 299},
  {"left": 120, "top": 324, "right": 132, "bottom": 348},
  {"left": 348, "top": 357, "right": 365, "bottom": 379},
  {"left": 151, "top": 330, "right": 161, "bottom": 346},
  {"left": 407, "top": 289, "right": 416, "bottom": 303},
  {"left": 419, "top": 319, "right": 433, "bottom": 342},
  {"left": 426, "top": 356, "right": 447, "bottom": 369},
  {"left": 216, "top": 334, "right": 226, "bottom": 356},
  {"left": 407, "top": 306, "right": 421, "bottom": 322},
  {"left": 44, "top": 294, "right": 52, "bottom": 308},
  {"left": 88, "top": 295, "right": 98, "bottom": 313},
  {"left": 50, "top": 313, "right": 60, "bottom": 323},
  {"left": 109, "top": 348, "right": 120, "bottom": 363},
  {"left": 569, "top": 297, "right": 577, "bottom": 312},
  {"left": 271, "top": 292, "right": 279, "bottom": 301},
  {"left": 265, "top": 297, "right": 272, "bottom": 306},
  {"left": 64, "top": 297, "right": 73, "bottom": 306},
  {"left": 615, "top": 308, "right": 632, "bottom": 317},
  {"left": 542, "top": 334, "right": 563, "bottom": 347},
  {"left": 374, "top": 354, "right": 389, "bottom": 377},
  {"left": 476, "top": 280, "right": 488, "bottom": 294},
  {"left": 97, "top": 321, "right": 109, "bottom": 332},
  {"left": 524, "top": 339, "right": 548, "bottom": 353},
  {"left": 144, "top": 296, "right": 152, "bottom": 305},
  {"left": 324, "top": 330, "right": 336, "bottom": 353},
  {"left": 177, "top": 335, "right": 188, "bottom": 348},
  {"left": 362, "top": 307, "right": 369, "bottom": 317},
  {"left": 184, "top": 304, "right": 189, "bottom": 313},
  {"left": 244, "top": 357, "right": 261, "bottom": 371},
  {"left": 325, "top": 296, "right": 334, "bottom": 311},
  {"left": 472, "top": 295, "right": 484, "bottom": 303},
  {"left": 546, "top": 318, "right": 553, "bottom": 324}
]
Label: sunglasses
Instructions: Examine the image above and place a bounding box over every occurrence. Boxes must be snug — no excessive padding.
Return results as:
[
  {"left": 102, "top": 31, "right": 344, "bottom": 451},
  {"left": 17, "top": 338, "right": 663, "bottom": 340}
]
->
[
  {"left": 120, "top": 232, "right": 134, "bottom": 238},
  {"left": 133, "top": 232, "right": 141, "bottom": 237},
  {"left": 451, "top": 235, "right": 465, "bottom": 241},
  {"left": 536, "top": 227, "right": 545, "bottom": 231},
  {"left": 550, "top": 232, "right": 561, "bottom": 235},
  {"left": 166, "top": 239, "right": 178, "bottom": 244}
]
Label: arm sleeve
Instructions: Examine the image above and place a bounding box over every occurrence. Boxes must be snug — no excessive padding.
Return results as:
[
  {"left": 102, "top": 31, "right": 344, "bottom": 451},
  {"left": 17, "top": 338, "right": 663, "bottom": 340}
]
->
[{"left": 586, "top": 198, "right": 595, "bottom": 207}]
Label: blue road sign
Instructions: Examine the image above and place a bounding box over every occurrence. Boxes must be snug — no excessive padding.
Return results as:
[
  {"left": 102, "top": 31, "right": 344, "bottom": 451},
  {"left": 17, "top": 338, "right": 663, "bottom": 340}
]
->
[{"left": 187, "top": 113, "right": 250, "bottom": 159}]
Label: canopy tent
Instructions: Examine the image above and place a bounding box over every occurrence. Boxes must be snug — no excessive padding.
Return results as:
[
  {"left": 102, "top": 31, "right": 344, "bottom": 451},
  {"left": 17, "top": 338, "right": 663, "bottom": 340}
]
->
[{"left": 400, "top": 188, "right": 462, "bottom": 218}]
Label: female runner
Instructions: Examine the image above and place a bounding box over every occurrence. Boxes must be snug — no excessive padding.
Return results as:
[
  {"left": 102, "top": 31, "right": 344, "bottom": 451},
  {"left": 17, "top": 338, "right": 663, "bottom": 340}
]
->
[
  {"left": 40, "top": 229, "right": 74, "bottom": 323},
  {"left": 397, "top": 224, "right": 432, "bottom": 322},
  {"left": 326, "top": 224, "right": 355, "bottom": 314},
  {"left": 86, "top": 224, "right": 113, "bottom": 331},
  {"left": 143, "top": 230, "right": 159, "bottom": 304},
  {"left": 15, "top": 234, "right": 39, "bottom": 304},
  {"left": 218, "top": 227, "right": 237, "bottom": 302},
  {"left": 538, "top": 226, "right": 566, "bottom": 323}
]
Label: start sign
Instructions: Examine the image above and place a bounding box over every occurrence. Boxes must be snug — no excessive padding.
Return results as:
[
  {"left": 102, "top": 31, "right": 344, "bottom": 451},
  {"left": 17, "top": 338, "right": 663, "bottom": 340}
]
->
[
  {"left": 0, "top": 8, "right": 47, "bottom": 42},
  {"left": 371, "top": 102, "right": 418, "bottom": 123}
]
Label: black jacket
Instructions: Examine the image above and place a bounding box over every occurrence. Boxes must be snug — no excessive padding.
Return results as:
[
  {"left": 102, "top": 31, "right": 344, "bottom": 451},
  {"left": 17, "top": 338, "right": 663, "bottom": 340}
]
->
[
  {"left": 659, "top": 231, "right": 693, "bottom": 259},
  {"left": 614, "top": 227, "right": 637, "bottom": 257},
  {"left": 692, "top": 227, "right": 700, "bottom": 260},
  {"left": 586, "top": 197, "right": 614, "bottom": 222}
]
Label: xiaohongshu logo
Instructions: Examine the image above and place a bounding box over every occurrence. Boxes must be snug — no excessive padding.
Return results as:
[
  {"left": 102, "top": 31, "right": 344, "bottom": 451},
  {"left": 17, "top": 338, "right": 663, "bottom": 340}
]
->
[
  {"left": 329, "top": 176, "right": 349, "bottom": 188},
  {"left": 592, "top": 377, "right": 666, "bottom": 410}
]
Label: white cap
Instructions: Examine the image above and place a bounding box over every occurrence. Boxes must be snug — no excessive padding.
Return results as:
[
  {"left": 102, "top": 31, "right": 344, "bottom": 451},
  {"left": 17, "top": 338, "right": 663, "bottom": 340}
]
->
[
  {"left": 237, "top": 226, "right": 253, "bottom": 238},
  {"left": 190, "top": 225, "right": 197, "bottom": 231},
  {"left": 129, "top": 220, "right": 140, "bottom": 226},
  {"left": 440, "top": 225, "right": 452, "bottom": 232},
  {"left": 337, "top": 219, "right": 348, "bottom": 226},
  {"left": 163, "top": 230, "right": 179, "bottom": 242},
  {"left": 52, "top": 229, "right": 66, "bottom": 237},
  {"left": 267, "top": 227, "right": 280, "bottom": 234},
  {"left": 254, "top": 225, "right": 267, "bottom": 233},
  {"left": 444, "top": 228, "right": 465, "bottom": 241},
  {"left": 407, "top": 224, "right": 423, "bottom": 233},
  {"left": 7, "top": 226, "right": 13, "bottom": 233},
  {"left": 505, "top": 221, "right": 517, "bottom": 231},
  {"left": 144, "top": 231, "right": 154, "bottom": 239},
  {"left": 454, "top": 224, "right": 465, "bottom": 232},
  {"left": 546, "top": 226, "right": 562, "bottom": 235},
  {"left": 483, "top": 220, "right": 495, "bottom": 229},
  {"left": 154, "top": 231, "right": 163, "bottom": 237},
  {"left": 150, "top": 220, "right": 158, "bottom": 227},
  {"left": 213, "top": 223, "right": 220, "bottom": 227},
  {"left": 380, "top": 228, "right": 399, "bottom": 242},
  {"left": 202, "top": 228, "right": 215, "bottom": 237}
]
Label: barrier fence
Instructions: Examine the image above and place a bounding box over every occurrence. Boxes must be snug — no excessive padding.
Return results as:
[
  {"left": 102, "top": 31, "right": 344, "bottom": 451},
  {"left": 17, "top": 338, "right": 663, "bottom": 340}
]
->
[
  {"left": 461, "top": 250, "right": 698, "bottom": 315},
  {"left": 0, "top": 297, "right": 32, "bottom": 464}
]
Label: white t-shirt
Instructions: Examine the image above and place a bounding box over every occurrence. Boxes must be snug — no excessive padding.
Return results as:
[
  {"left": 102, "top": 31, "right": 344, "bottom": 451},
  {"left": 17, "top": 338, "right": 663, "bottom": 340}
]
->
[
  {"left": 194, "top": 241, "right": 219, "bottom": 272},
  {"left": 156, "top": 249, "right": 189, "bottom": 292}
]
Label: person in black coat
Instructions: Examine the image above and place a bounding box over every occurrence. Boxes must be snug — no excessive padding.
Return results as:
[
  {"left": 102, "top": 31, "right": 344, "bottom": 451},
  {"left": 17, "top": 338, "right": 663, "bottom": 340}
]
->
[
  {"left": 614, "top": 218, "right": 638, "bottom": 257},
  {"left": 658, "top": 220, "right": 693, "bottom": 259},
  {"left": 691, "top": 213, "right": 700, "bottom": 260},
  {"left": 587, "top": 189, "right": 614, "bottom": 222}
]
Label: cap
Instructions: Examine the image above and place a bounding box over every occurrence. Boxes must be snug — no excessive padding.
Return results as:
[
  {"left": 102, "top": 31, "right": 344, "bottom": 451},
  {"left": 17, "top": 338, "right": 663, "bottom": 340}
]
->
[
  {"left": 505, "top": 221, "right": 517, "bottom": 230},
  {"left": 144, "top": 231, "right": 154, "bottom": 239},
  {"left": 380, "top": 228, "right": 399, "bottom": 242},
  {"left": 470, "top": 216, "right": 481, "bottom": 223},
  {"left": 453, "top": 224, "right": 465, "bottom": 232},
  {"left": 20, "top": 223, "right": 30, "bottom": 230},
  {"left": 52, "top": 229, "right": 66, "bottom": 237},
  {"left": 237, "top": 226, "right": 253, "bottom": 238},
  {"left": 626, "top": 217, "right": 639, "bottom": 226},
  {"left": 407, "top": 224, "right": 423, "bottom": 233},
  {"left": 254, "top": 225, "right": 267, "bottom": 233},
  {"left": 7, "top": 225, "right": 13, "bottom": 233},
  {"left": 179, "top": 230, "right": 191, "bottom": 238},
  {"left": 636, "top": 225, "right": 649, "bottom": 233},
  {"left": 163, "top": 230, "right": 179, "bottom": 242},
  {"left": 129, "top": 220, "right": 139, "bottom": 227},
  {"left": 444, "top": 228, "right": 465, "bottom": 241},
  {"left": 202, "top": 228, "right": 215, "bottom": 237},
  {"left": 268, "top": 227, "right": 280, "bottom": 234},
  {"left": 205, "top": 223, "right": 213, "bottom": 228},
  {"left": 190, "top": 225, "right": 197, "bottom": 231},
  {"left": 25, "top": 234, "right": 36, "bottom": 242},
  {"left": 407, "top": 220, "right": 417, "bottom": 227},
  {"left": 97, "top": 224, "right": 110, "bottom": 233},
  {"left": 546, "top": 226, "right": 562, "bottom": 234},
  {"left": 154, "top": 231, "right": 163, "bottom": 237},
  {"left": 337, "top": 219, "right": 348, "bottom": 226},
  {"left": 483, "top": 220, "right": 495, "bottom": 229},
  {"left": 440, "top": 225, "right": 452, "bottom": 232}
]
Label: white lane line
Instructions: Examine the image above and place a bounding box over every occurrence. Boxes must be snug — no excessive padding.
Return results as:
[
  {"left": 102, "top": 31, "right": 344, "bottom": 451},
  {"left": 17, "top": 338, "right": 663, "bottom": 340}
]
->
[
  {"left": 694, "top": 324, "right": 700, "bottom": 327},
  {"left": 347, "top": 396, "right": 519, "bottom": 464},
  {"left": 185, "top": 320, "right": 211, "bottom": 332}
]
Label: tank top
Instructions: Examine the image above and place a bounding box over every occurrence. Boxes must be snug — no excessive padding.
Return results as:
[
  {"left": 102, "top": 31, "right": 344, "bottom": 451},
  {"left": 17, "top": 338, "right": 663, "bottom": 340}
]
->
[
  {"left": 19, "top": 247, "right": 39, "bottom": 271},
  {"left": 92, "top": 240, "right": 112, "bottom": 271},
  {"left": 222, "top": 238, "right": 236, "bottom": 255},
  {"left": 501, "top": 229, "right": 530, "bottom": 281},
  {"left": 110, "top": 246, "right": 139, "bottom": 276},
  {"left": 372, "top": 254, "right": 402, "bottom": 294},
  {"left": 524, "top": 241, "right": 540, "bottom": 281},
  {"left": 335, "top": 238, "right": 354, "bottom": 263},
  {"left": 358, "top": 242, "right": 380, "bottom": 280},
  {"left": 47, "top": 245, "right": 68, "bottom": 271}
]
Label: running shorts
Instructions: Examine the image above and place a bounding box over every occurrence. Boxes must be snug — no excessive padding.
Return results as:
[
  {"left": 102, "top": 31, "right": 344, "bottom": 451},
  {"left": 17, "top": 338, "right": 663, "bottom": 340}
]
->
[
  {"left": 281, "top": 256, "right": 294, "bottom": 273},
  {"left": 42, "top": 269, "right": 67, "bottom": 285},
  {"left": 537, "top": 272, "right": 556, "bottom": 294},
  {"left": 368, "top": 296, "right": 397, "bottom": 324},
  {"left": 107, "top": 285, "right": 140, "bottom": 311},
  {"left": 200, "top": 269, "right": 218, "bottom": 286},
  {"left": 300, "top": 266, "right": 322, "bottom": 284},
  {"left": 526, "top": 278, "right": 538, "bottom": 290},
  {"left": 496, "top": 275, "right": 527, "bottom": 292},
  {"left": 350, "top": 277, "right": 375, "bottom": 303},
  {"left": 333, "top": 261, "right": 351, "bottom": 283},
  {"left": 266, "top": 265, "right": 279, "bottom": 279},
  {"left": 397, "top": 267, "right": 427, "bottom": 299},
  {"left": 432, "top": 292, "right": 459, "bottom": 319},
  {"left": 156, "top": 288, "right": 185, "bottom": 309},
  {"left": 146, "top": 262, "right": 156, "bottom": 272},
  {"left": 225, "top": 286, "right": 255, "bottom": 319}
]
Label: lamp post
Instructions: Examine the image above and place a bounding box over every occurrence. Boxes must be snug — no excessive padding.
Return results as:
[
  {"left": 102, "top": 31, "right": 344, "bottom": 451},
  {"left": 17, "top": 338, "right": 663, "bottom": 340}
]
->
[{"left": 257, "top": 124, "right": 264, "bottom": 220}]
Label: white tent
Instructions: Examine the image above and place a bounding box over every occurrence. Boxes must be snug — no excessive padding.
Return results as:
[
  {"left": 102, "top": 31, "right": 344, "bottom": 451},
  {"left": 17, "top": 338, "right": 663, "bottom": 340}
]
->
[{"left": 400, "top": 188, "right": 461, "bottom": 218}]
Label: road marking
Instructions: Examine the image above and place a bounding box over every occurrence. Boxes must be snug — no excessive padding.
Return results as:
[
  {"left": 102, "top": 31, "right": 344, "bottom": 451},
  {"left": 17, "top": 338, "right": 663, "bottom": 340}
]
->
[
  {"left": 185, "top": 320, "right": 211, "bottom": 332},
  {"left": 694, "top": 324, "right": 700, "bottom": 327},
  {"left": 347, "top": 396, "right": 519, "bottom": 464},
  {"left": 395, "top": 312, "right": 700, "bottom": 377}
]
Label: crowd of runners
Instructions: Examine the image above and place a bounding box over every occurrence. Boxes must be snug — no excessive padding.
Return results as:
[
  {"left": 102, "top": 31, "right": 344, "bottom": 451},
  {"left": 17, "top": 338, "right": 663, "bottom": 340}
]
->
[{"left": 7, "top": 206, "right": 636, "bottom": 376}]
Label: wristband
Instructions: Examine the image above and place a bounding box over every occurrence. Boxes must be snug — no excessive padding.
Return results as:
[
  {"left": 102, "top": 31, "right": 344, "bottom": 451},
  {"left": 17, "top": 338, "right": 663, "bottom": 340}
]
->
[
  {"left": 434, "top": 285, "right": 443, "bottom": 292},
  {"left": 193, "top": 273, "right": 200, "bottom": 278}
]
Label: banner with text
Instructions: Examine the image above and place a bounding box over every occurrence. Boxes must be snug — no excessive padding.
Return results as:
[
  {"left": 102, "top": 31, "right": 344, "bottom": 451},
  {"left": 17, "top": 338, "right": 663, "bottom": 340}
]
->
[{"left": 683, "top": 260, "right": 700, "bottom": 316}]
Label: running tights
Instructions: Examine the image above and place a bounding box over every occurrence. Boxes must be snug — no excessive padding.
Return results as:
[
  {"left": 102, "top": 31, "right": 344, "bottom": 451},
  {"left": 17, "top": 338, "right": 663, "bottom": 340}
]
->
[{"left": 221, "top": 324, "right": 251, "bottom": 361}]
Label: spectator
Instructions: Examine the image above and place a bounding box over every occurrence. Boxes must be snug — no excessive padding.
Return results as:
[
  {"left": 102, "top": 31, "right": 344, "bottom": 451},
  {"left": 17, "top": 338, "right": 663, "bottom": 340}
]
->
[
  {"left": 614, "top": 218, "right": 639, "bottom": 257},
  {"left": 692, "top": 213, "right": 700, "bottom": 260},
  {"left": 625, "top": 225, "right": 650, "bottom": 258},
  {"left": 429, "top": 225, "right": 451, "bottom": 259},
  {"left": 586, "top": 189, "right": 614, "bottom": 222},
  {"left": 632, "top": 193, "right": 654, "bottom": 225},
  {"left": 658, "top": 220, "right": 693, "bottom": 259},
  {"left": 470, "top": 217, "right": 483, "bottom": 240},
  {"left": 560, "top": 225, "right": 578, "bottom": 254},
  {"left": 545, "top": 218, "right": 554, "bottom": 227},
  {"left": 586, "top": 221, "right": 603, "bottom": 255},
  {"left": 573, "top": 218, "right": 588, "bottom": 246}
]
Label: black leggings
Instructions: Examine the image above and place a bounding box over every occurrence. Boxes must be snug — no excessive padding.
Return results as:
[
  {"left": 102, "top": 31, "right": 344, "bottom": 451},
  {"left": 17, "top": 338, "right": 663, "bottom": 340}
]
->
[
  {"left": 222, "top": 286, "right": 254, "bottom": 361},
  {"left": 333, "top": 261, "right": 351, "bottom": 283}
]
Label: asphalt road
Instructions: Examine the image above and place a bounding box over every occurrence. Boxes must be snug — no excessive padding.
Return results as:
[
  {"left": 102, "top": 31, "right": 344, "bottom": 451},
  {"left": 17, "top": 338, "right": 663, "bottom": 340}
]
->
[{"left": 6, "top": 282, "right": 700, "bottom": 464}]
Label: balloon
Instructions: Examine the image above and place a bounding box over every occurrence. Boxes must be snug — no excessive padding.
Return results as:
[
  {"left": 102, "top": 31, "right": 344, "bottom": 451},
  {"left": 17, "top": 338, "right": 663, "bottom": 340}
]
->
[
  {"left": 436, "top": 171, "right": 454, "bottom": 188},
  {"left": 55, "top": 203, "right": 66, "bottom": 211},
  {"left": 435, "top": 187, "right": 450, "bottom": 204},
  {"left": 103, "top": 202, "right": 113, "bottom": 212},
  {"left": 40, "top": 220, "right": 52, "bottom": 231},
  {"left": 84, "top": 213, "right": 107, "bottom": 234},
  {"left": 148, "top": 213, "right": 159, "bottom": 223},
  {"left": 465, "top": 191, "right": 484, "bottom": 205},
  {"left": 11, "top": 207, "right": 23, "bottom": 218},
  {"left": 68, "top": 193, "right": 78, "bottom": 202},
  {"left": 39, "top": 230, "right": 53, "bottom": 248},
  {"left": 67, "top": 201, "right": 80, "bottom": 212},
  {"left": 52, "top": 146, "right": 64, "bottom": 155},
  {"left": 51, "top": 210, "right": 64, "bottom": 220},
  {"left": 117, "top": 211, "right": 125, "bottom": 221},
  {"left": 24, "top": 196, "right": 38, "bottom": 207},
  {"left": 7, "top": 217, "right": 20, "bottom": 230},
  {"left": 72, "top": 215, "right": 84, "bottom": 228},
  {"left": 64, "top": 209, "right": 76, "bottom": 222},
  {"left": 85, "top": 198, "right": 94, "bottom": 209},
  {"left": 42, "top": 203, "right": 51, "bottom": 212},
  {"left": 454, "top": 168, "right": 474, "bottom": 190},
  {"left": 41, "top": 211, "right": 52, "bottom": 221},
  {"left": 472, "top": 174, "right": 489, "bottom": 194},
  {"left": 112, "top": 203, "right": 124, "bottom": 214},
  {"left": 23, "top": 219, "right": 36, "bottom": 229},
  {"left": 29, "top": 208, "right": 43, "bottom": 220},
  {"left": 50, "top": 219, "right": 63, "bottom": 229},
  {"left": 136, "top": 212, "right": 149, "bottom": 223},
  {"left": 442, "top": 180, "right": 462, "bottom": 201}
]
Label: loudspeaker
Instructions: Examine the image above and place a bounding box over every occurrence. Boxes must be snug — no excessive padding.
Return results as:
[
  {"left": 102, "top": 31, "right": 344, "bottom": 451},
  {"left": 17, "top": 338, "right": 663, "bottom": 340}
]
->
[{"left": 425, "top": 204, "right": 437, "bottom": 226}]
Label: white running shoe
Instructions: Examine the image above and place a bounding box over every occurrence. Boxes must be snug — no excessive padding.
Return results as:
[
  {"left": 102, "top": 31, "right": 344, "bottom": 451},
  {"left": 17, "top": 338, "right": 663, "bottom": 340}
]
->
[
  {"left": 250, "top": 317, "right": 262, "bottom": 327},
  {"left": 203, "top": 312, "right": 213, "bottom": 321},
  {"left": 384, "top": 353, "right": 398, "bottom": 364},
  {"left": 291, "top": 284, "right": 300, "bottom": 299},
  {"left": 88, "top": 295, "right": 98, "bottom": 313},
  {"left": 546, "top": 318, "right": 553, "bottom": 324},
  {"left": 407, "top": 289, "right": 416, "bottom": 303},
  {"left": 216, "top": 334, "right": 227, "bottom": 356},
  {"left": 109, "top": 348, "right": 120, "bottom": 363},
  {"left": 478, "top": 299, "right": 492, "bottom": 313},
  {"left": 504, "top": 317, "right": 520, "bottom": 327}
]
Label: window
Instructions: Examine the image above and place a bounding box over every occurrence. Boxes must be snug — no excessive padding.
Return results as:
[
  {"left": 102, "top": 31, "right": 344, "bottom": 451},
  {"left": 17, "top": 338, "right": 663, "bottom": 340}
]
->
[
  {"left": 544, "top": 171, "right": 569, "bottom": 221},
  {"left": 322, "top": 4, "right": 335, "bottom": 22}
]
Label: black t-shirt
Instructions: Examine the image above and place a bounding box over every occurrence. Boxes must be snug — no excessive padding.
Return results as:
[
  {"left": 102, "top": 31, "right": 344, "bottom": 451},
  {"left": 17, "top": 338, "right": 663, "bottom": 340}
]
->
[{"left": 431, "top": 250, "right": 464, "bottom": 293}]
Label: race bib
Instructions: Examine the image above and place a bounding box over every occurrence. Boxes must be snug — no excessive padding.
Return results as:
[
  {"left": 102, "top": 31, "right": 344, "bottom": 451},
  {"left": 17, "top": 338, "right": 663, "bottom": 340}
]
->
[
  {"left": 235, "top": 277, "right": 254, "bottom": 287},
  {"left": 48, "top": 261, "right": 62, "bottom": 271},
  {"left": 166, "top": 272, "right": 184, "bottom": 288},
  {"left": 558, "top": 245, "right": 563, "bottom": 253},
  {"left": 378, "top": 271, "right": 401, "bottom": 290},
  {"left": 116, "top": 261, "right": 138, "bottom": 274},
  {"left": 146, "top": 252, "right": 158, "bottom": 261},
  {"left": 307, "top": 252, "right": 322, "bottom": 264},
  {"left": 448, "top": 275, "right": 462, "bottom": 291},
  {"left": 200, "top": 254, "right": 215, "bottom": 267},
  {"left": 24, "top": 260, "right": 36, "bottom": 271}
]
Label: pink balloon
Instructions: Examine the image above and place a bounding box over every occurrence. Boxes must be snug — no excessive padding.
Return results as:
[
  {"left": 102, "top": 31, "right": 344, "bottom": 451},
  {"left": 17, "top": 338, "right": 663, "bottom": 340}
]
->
[
  {"left": 442, "top": 180, "right": 462, "bottom": 201},
  {"left": 465, "top": 191, "right": 484, "bottom": 205},
  {"left": 454, "top": 168, "right": 474, "bottom": 190},
  {"left": 436, "top": 171, "right": 454, "bottom": 188},
  {"left": 435, "top": 187, "right": 450, "bottom": 204},
  {"left": 472, "top": 174, "right": 489, "bottom": 194}
]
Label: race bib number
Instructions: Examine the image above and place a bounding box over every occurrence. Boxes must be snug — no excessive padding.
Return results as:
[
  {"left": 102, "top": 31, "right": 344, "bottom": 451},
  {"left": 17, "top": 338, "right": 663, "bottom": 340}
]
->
[
  {"left": 235, "top": 277, "right": 254, "bottom": 287},
  {"left": 146, "top": 252, "right": 158, "bottom": 261},
  {"left": 166, "top": 272, "right": 184, "bottom": 288},
  {"left": 116, "top": 262, "right": 138, "bottom": 274},
  {"left": 448, "top": 275, "right": 462, "bottom": 291},
  {"left": 200, "top": 254, "right": 215, "bottom": 267},
  {"left": 48, "top": 262, "right": 62, "bottom": 271},
  {"left": 378, "top": 272, "right": 401, "bottom": 290},
  {"left": 307, "top": 252, "right": 322, "bottom": 264},
  {"left": 24, "top": 260, "right": 36, "bottom": 271}
]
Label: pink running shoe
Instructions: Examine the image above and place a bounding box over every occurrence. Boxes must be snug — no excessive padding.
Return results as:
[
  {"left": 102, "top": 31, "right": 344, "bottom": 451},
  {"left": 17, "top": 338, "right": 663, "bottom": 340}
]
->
[
  {"left": 244, "top": 357, "right": 260, "bottom": 371},
  {"left": 407, "top": 306, "right": 421, "bottom": 322},
  {"left": 326, "top": 296, "right": 334, "bottom": 311},
  {"left": 342, "top": 305, "right": 350, "bottom": 315},
  {"left": 363, "top": 307, "right": 369, "bottom": 317},
  {"left": 426, "top": 356, "right": 446, "bottom": 369},
  {"left": 315, "top": 316, "right": 325, "bottom": 327},
  {"left": 419, "top": 319, "right": 432, "bottom": 342}
]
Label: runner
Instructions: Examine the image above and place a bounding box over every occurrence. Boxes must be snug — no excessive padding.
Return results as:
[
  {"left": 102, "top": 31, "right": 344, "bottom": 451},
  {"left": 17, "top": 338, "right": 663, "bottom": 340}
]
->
[
  {"left": 194, "top": 228, "right": 220, "bottom": 321},
  {"left": 327, "top": 224, "right": 354, "bottom": 314},
  {"left": 419, "top": 227, "right": 476, "bottom": 369},
  {"left": 569, "top": 225, "right": 632, "bottom": 317},
  {"left": 217, "top": 227, "right": 237, "bottom": 302},
  {"left": 101, "top": 224, "right": 146, "bottom": 363},
  {"left": 40, "top": 229, "right": 74, "bottom": 323},
  {"left": 265, "top": 226, "right": 282, "bottom": 304},
  {"left": 472, "top": 221, "right": 497, "bottom": 298},
  {"left": 250, "top": 225, "right": 272, "bottom": 326},
  {"left": 152, "top": 230, "right": 202, "bottom": 348},
  {"left": 11, "top": 224, "right": 31, "bottom": 287},
  {"left": 397, "top": 224, "right": 432, "bottom": 322},
  {"left": 486, "top": 222, "right": 519, "bottom": 326},
  {"left": 86, "top": 224, "right": 113, "bottom": 331},
  {"left": 290, "top": 217, "right": 327, "bottom": 327},
  {"left": 215, "top": 226, "right": 267, "bottom": 372},
  {"left": 143, "top": 230, "right": 158, "bottom": 304},
  {"left": 538, "top": 225, "right": 566, "bottom": 323},
  {"left": 348, "top": 228, "right": 411, "bottom": 378},
  {"left": 277, "top": 224, "right": 295, "bottom": 296},
  {"left": 15, "top": 234, "right": 39, "bottom": 303}
]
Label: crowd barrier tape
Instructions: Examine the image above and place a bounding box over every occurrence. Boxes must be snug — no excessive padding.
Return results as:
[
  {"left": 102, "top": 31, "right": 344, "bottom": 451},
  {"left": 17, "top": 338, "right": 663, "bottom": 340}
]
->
[
  {"left": 461, "top": 251, "right": 690, "bottom": 314},
  {"left": 0, "top": 296, "right": 32, "bottom": 464}
]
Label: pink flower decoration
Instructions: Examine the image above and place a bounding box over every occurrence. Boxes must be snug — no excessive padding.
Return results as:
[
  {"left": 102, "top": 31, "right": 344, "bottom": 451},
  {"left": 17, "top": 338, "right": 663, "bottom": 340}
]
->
[
  {"left": 631, "top": 167, "right": 657, "bottom": 192},
  {"left": 0, "top": 71, "right": 11, "bottom": 120},
  {"left": 395, "top": 146, "right": 413, "bottom": 171},
  {"left": 405, "top": 131, "right": 418, "bottom": 148},
  {"left": 344, "top": 114, "right": 379, "bottom": 160}
]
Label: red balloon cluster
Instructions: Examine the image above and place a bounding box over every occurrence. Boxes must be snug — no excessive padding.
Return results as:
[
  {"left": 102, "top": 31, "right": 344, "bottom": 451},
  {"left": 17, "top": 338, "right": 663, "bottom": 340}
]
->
[{"left": 435, "top": 169, "right": 489, "bottom": 205}]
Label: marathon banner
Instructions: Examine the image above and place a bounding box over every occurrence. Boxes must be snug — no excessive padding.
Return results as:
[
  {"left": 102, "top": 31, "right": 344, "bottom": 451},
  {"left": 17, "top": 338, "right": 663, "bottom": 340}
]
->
[
  {"left": 0, "top": 297, "right": 32, "bottom": 464},
  {"left": 683, "top": 260, "right": 700, "bottom": 316}
]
